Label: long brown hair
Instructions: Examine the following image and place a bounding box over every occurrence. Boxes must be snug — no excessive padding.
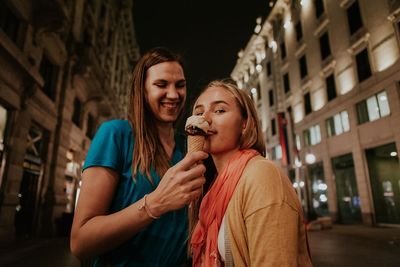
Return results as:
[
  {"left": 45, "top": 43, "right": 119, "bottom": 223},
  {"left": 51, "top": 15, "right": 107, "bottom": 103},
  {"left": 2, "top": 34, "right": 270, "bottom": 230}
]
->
[
  {"left": 188, "top": 79, "right": 266, "bottom": 242},
  {"left": 129, "top": 47, "right": 184, "bottom": 182}
]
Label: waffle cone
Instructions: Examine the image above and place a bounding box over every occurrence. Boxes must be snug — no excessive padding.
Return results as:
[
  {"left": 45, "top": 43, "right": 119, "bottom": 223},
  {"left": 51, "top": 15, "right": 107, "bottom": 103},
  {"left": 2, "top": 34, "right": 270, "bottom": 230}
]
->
[{"left": 187, "top": 135, "right": 205, "bottom": 153}]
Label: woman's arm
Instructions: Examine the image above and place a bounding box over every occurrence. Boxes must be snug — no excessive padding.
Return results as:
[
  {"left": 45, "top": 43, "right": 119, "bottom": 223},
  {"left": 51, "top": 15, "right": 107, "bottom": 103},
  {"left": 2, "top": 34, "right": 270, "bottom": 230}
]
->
[{"left": 70, "top": 151, "right": 208, "bottom": 259}]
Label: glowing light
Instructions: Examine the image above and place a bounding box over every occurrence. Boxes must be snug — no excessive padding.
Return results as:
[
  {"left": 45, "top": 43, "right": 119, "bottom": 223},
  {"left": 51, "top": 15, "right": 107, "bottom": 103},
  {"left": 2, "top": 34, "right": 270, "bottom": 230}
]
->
[
  {"left": 269, "top": 40, "right": 277, "bottom": 53},
  {"left": 300, "top": 0, "right": 306, "bottom": 6},
  {"left": 256, "top": 64, "right": 263, "bottom": 73},
  {"left": 374, "top": 36, "right": 399, "bottom": 72},
  {"left": 254, "top": 24, "right": 262, "bottom": 34},
  {"left": 390, "top": 151, "right": 398, "bottom": 157},
  {"left": 269, "top": 1, "right": 274, "bottom": 7},
  {"left": 251, "top": 88, "right": 257, "bottom": 95},
  {"left": 284, "top": 20, "right": 291, "bottom": 29},
  {"left": 295, "top": 157, "right": 302, "bottom": 168},
  {"left": 299, "top": 181, "right": 305, "bottom": 188},
  {"left": 318, "top": 183, "right": 328, "bottom": 191},
  {"left": 305, "top": 153, "right": 316, "bottom": 164},
  {"left": 319, "top": 194, "right": 328, "bottom": 202},
  {"left": 313, "top": 89, "right": 325, "bottom": 111},
  {"left": 338, "top": 68, "right": 355, "bottom": 95},
  {"left": 293, "top": 182, "right": 299, "bottom": 188}
]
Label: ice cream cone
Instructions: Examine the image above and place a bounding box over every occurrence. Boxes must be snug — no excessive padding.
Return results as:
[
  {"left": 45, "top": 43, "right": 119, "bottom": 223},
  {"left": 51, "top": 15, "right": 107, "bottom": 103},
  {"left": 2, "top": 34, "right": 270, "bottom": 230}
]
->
[{"left": 187, "top": 135, "right": 205, "bottom": 153}]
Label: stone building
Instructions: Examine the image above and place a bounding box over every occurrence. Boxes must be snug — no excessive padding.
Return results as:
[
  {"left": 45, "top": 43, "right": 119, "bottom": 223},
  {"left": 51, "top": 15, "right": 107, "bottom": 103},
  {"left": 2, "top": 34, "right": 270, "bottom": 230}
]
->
[
  {"left": 232, "top": 0, "right": 400, "bottom": 226},
  {"left": 0, "top": 0, "right": 140, "bottom": 238}
]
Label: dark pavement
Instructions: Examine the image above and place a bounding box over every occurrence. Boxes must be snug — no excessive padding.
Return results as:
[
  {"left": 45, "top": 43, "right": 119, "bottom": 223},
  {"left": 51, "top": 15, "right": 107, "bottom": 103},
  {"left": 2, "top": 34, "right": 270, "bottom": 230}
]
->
[{"left": 0, "top": 224, "right": 399, "bottom": 266}]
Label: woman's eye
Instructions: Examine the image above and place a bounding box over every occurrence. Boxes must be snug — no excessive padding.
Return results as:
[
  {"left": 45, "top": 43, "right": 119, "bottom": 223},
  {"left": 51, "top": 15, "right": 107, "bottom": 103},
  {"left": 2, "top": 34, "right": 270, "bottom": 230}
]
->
[
  {"left": 215, "top": 109, "right": 225, "bottom": 114},
  {"left": 194, "top": 112, "right": 203, "bottom": 116}
]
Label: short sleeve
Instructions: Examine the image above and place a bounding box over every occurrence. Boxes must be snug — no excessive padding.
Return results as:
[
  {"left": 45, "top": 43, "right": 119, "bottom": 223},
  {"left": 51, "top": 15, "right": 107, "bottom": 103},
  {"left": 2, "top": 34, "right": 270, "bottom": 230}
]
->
[{"left": 83, "top": 121, "right": 123, "bottom": 172}]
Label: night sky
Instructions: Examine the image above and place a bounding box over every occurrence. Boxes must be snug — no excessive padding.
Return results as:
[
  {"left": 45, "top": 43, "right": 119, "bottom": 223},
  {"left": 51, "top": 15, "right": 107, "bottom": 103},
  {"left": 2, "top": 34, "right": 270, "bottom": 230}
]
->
[{"left": 133, "top": 0, "right": 271, "bottom": 103}]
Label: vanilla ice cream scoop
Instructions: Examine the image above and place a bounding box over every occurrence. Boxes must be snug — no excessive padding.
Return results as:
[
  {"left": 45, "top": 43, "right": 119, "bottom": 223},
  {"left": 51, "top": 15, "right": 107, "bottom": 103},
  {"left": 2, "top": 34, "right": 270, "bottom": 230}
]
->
[{"left": 185, "top": 115, "right": 210, "bottom": 136}]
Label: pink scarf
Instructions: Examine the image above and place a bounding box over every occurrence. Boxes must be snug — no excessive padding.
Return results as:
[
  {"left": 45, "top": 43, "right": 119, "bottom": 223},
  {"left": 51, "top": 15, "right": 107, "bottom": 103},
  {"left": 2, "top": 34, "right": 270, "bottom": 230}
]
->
[{"left": 191, "top": 149, "right": 259, "bottom": 267}]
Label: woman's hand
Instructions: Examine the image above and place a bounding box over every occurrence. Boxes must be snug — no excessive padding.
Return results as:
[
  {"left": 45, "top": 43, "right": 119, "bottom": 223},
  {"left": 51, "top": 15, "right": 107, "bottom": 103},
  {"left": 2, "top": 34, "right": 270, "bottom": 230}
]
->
[{"left": 147, "top": 151, "right": 208, "bottom": 216}]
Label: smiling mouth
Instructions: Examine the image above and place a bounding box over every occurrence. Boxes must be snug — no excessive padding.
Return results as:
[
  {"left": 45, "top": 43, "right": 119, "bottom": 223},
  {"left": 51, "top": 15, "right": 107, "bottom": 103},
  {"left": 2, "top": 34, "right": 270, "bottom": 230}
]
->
[{"left": 161, "top": 102, "right": 179, "bottom": 108}]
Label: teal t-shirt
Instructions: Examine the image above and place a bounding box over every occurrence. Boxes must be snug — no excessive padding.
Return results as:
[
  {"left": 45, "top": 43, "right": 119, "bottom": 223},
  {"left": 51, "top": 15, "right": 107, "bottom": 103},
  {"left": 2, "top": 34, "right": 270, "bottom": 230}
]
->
[{"left": 83, "top": 120, "right": 188, "bottom": 267}]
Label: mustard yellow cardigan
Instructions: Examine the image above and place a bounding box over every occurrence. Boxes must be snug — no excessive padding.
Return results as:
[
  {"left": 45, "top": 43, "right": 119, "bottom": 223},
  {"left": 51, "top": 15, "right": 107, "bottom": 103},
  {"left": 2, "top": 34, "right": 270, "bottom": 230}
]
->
[{"left": 224, "top": 156, "right": 313, "bottom": 267}]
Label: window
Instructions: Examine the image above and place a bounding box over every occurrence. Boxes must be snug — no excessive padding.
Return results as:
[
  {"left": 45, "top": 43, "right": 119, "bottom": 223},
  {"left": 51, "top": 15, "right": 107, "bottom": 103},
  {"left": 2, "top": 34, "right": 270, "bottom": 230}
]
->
[
  {"left": 271, "top": 145, "right": 283, "bottom": 160},
  {"left": 326, "top": 111, "right": 350, "bottom": 137},
  {"left": 355, "top": 48, "right": 372, "bottom": 82},
  {"left": 86, "top": 114, "right": 96, "bottom": 139},
  {"left": 304, "top": 92, "right": 312, "bottom": 115},
  {"left": 269, "top": 89, "right": 274, "bottom": 107},
  {"left": 304, "top": 125, "right": 321, "bottom": 146},
  {"left": 72, "top": 98, "right": 82, "bottom": 127},
  {"left": 346, "top": 1, "right": 363, "bottom": 35},
  {"left": 271, "top": 118, "right": 277, "bottom": 136},
  {"left": 295, "top": 134, "right": 301, "bottom": 151},
  {"left": 280, "top": 41, "right": 287, "bottom": 60},
  {"left": 319, "top": 31, "right": 331, "bottom": 61},
  {"left": 39, "top": 56, "right": 59, "bottom": 100},
  {"left": 357, "top": 91, "right": 390, "bottom": 124},
  {"left": 283, "top": 73, "right": 290, "bottom": 93},
  {"left": 296, "top": 21, "right": 303, "bottom": 42},
  {"left": 326, "top": 74, "right": 337, "bottom": 101},
  {"left": 0, "top": 1, "right": 20, "bottom": 43},
  {"left": 266, "top": 61, "right": 272, "bottom": 76},
  {"left": 299, "top": 55, "right": 308, "bottom": 79},
  {"left": 315, "top": 0, "right": 325, "bottom": 19}
]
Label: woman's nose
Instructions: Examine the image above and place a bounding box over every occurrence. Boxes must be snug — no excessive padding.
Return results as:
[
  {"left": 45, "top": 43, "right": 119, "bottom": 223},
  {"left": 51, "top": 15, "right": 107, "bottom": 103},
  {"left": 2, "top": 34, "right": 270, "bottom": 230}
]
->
[
  {"left": 166, "top": 86, "right": 179, "bottom": 99},
  {"left": 203, "top": 110, "right": 212, "bottom": 124}
]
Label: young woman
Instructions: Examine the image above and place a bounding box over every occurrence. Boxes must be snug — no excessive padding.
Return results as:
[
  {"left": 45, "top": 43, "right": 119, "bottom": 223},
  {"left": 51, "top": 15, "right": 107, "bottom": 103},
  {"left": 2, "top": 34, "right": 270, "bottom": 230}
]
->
[
  {"left": 190, "top": 80, "right": 312, "bottom": 266},
  {"left": 70, "top": 47, "right": 208, "bottom": 266}
]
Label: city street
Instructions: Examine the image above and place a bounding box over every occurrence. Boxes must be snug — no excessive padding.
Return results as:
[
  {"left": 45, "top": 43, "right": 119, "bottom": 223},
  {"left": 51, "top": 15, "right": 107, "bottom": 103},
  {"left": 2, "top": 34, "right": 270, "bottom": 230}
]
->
[{"left": 0, "top": 224, "right": 399, "bottom": 266}]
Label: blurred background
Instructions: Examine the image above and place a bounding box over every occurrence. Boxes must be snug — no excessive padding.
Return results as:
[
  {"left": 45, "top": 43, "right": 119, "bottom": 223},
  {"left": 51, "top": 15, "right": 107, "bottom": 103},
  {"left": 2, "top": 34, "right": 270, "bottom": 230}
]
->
[{"left": 0, "top": 0, "right": 399, "bottom": 266}]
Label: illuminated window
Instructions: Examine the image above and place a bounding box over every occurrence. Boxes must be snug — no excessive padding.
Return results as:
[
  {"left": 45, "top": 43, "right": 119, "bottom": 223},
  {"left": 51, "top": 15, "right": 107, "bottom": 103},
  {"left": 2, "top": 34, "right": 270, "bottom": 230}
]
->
[
  {"left": 304, "top": 124, "right": 321, "bottom": 146},
  {"left": 271, "top": 145, "right": 282, "bottom": 160},
  {"left": 346, "top": 1, "right": 363, "bottom": 35},
  {"left": 326, "top": 111, "right": 350, "bottom": 137},
  {"left": 319, "top": 31, "right": 331, "bottom": 61},
  {"left": 326, "top": 74, "right": 337, "bottom": 101},
  {"left": 357, "top": 91, "right": 390, "bottom": 124},
  {"left": 355, "top": 48, "right": 372, "bottom": 83},
  {"left": 304, "top": 92, "right": 312, "bottom": 115}
]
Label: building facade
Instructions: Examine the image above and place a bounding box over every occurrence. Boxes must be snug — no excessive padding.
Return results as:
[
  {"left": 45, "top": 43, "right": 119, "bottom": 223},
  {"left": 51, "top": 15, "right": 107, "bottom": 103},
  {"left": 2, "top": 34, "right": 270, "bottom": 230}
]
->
[
  {"left": 232, "top": 0, "right": 400, "bottom": 226},
  {"left": 0, "top": 0, "right": 140, "bottom": 238}
]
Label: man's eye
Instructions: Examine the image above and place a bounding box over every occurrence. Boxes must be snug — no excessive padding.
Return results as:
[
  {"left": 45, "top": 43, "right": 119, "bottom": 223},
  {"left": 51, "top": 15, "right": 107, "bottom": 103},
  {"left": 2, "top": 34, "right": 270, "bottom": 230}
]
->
[
  {"left": 194, "top": 112, "right": 203, "bottom": 116},
  {"left": 215, "top": 109, "right": 225, "bottom": 114},
  {"left": 155, "top": 83, "right": 167, "bottom": 88}
]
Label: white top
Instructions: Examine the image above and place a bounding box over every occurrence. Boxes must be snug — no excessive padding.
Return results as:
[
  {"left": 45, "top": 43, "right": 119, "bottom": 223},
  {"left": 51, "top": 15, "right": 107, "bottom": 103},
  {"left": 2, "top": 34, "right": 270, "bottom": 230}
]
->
[{"left": 217, "top": 215, "right": 226, "bottom": 262}]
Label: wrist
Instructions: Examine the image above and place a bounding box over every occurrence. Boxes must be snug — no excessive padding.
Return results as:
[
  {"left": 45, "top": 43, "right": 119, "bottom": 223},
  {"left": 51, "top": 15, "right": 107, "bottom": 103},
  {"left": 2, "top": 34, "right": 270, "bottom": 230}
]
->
[{"left": 146, "top": 192, "right": 165, "bottom": 218}]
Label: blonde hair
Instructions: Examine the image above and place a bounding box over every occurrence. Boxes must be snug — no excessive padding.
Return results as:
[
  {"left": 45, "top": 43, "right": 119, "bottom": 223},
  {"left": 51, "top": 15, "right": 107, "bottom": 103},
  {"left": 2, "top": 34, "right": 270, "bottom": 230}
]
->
[
  {"left": 128, "top": 47, "right": 184, "bottom": 182},
  {"left": 188, "top": 79, "right": 266, "bottom": 248},
  {"left": 203, "top": 79, "right": 266, "bottom": 156}
]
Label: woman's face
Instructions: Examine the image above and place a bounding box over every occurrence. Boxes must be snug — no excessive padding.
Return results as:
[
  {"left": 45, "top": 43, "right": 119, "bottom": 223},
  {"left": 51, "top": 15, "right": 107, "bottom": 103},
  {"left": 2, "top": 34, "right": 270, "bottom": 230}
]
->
[
  {"left": 194, "top": 86, "right": 245, "bottom": 155},
  {"left": 145, "top": 61, "right": 186, "bottom": 124}
]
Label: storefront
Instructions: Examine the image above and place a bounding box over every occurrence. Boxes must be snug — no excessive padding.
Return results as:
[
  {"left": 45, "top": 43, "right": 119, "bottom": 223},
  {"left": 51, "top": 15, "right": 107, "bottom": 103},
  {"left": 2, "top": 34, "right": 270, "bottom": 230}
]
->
[
  {"left": 366, "top": 143, "right": 400, "bottom": 225},
  {"left": 331, "top": 153, "right": 362, "bottom": 223}
]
